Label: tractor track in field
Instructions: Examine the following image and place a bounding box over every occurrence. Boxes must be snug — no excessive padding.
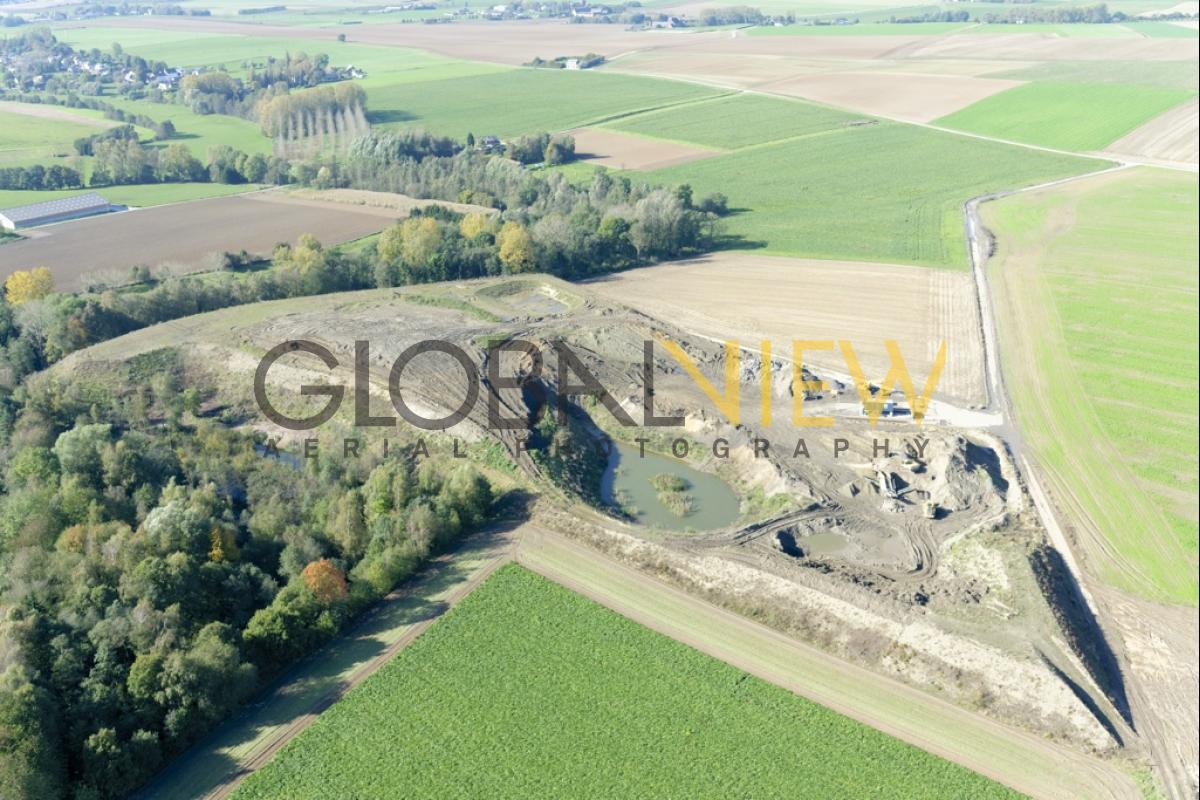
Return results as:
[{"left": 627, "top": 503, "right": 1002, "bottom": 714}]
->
[{"left": 962, "top": 164, "right": 1196, "bottom": 800}]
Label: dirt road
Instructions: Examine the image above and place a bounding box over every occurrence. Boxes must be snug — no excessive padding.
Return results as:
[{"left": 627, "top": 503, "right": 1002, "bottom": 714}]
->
[
  {"left": 964, "top": 168, "right": 1197, "bottom": 800},
  {"left": 516, "top": 527, "right": 1140, "bottom": 800},
  {"left": 135, "top": 522, "right": 521, "bottom": 800}
]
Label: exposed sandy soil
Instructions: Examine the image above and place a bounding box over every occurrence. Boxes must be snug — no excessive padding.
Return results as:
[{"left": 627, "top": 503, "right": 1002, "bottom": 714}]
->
[
  {"left": 585, "top": 252, "right": 987, "bottom": 406},
  {"left": 567, "top": 127, "right": 719, "bottom": 170},
  {"left": 756, "top": 71, "right": 1022, "bottom": 122},
  {"left": 0, "top": 189, "right": 403, "bottom": 291},
  {"left": 1103, "top": 97, "right": 1199, "bottom": 164},
  {"left": 0, "top": 100, "right": 115, "bottom": 129}
]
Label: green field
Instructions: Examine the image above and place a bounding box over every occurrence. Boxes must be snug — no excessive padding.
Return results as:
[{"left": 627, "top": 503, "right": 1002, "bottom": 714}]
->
[
  {"left": 54, "top": 27, "right": 508, "bottom": 86},
  {"left": 234, "top": 564, "right": 1020, "bottom": 799},
  {"left": 985, "top": 167, "right": 1199, "bottom": 604},
  {"left": 605, "top": 93, "right": 858, "bottom": 149},
  {"left": 992, "top": 60, "right": 1199, "bottom": 91},
  {"left": 936, "top": 81, "right": 1196, "bottom": 151},
  {"left": 366, "top": 69, "right": 721, "bottom": 138},
  {"left": 0, "top": 106, "right": 108, "bottom": 165},
  {"left": 0, "top": 182, "right": 261, "bottom": 210},
  {"left": 644, "top": 120, "right": 1100, "bottom": 268}
]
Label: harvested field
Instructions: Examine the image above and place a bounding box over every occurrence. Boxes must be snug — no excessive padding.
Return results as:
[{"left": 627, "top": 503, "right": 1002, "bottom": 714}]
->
[
  {"left": 0, "top": 190, "right": 405, "bottom": 291},
  {"left": 894, "top": 31, "right": 1199, "bottom": 61},
  {"left": 757, "top": 71, "right": 1022, "bottom": 123},
  {"left": 1104, "top": 96, "right": 1199, "bottom": 163},
  {"left": 567, "top": 127, "right": 718, "bottom": 170},
  {"left": 586, "top": 253, "right": 987, "bottom": 406}
]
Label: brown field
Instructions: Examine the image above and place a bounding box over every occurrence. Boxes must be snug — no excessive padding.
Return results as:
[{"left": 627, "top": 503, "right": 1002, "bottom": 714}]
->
[
  {"left": 757, "top": 71, "right": 1022, "bottom": 123},
  {"left": 0, "top": 100, "right": 115, "bottom": 129},
  {"left": 568, "top": 127, "right": 718, "bottom": 170},
  {"left": 900, "top": 32, "right": 1199, "bottom": 61},
  {"left": 1104, "top": 97, "right": 1199, "bottom": 164},
  {"left": 585, "top": 252, "right": 986, "bottom": 405},
  {"left": 0, "top": 190, "right": 403, "bottom": 290}
]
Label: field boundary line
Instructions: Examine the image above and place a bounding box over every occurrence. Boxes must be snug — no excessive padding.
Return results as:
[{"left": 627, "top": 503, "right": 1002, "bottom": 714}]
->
[
  {"left": 135, "top": 524, "right": 523, "bottom": 800},
  {"left": 516, "top": 527, "right": 1140, "bottom": 800}
]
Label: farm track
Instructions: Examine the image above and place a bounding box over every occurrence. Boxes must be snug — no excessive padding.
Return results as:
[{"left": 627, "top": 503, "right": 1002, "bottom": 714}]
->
[
  {"left": 964, "top": 167, "right": 1197, "bottom": 800},
  {"left": 515, "top": 527, "right": 1140, "bottom": 800},
  {"left": 134, "top": 521, "right": 525, "bottom": 800}
]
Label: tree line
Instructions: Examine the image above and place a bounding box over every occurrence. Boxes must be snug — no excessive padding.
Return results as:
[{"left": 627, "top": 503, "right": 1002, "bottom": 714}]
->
[{"left": 0, "top": 355, "right": 497, "bottom": 799}]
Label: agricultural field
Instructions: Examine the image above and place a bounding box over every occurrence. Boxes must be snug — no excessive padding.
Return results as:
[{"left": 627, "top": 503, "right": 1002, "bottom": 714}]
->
[
  {"left": 233, "top": 564, "right": 1020, "bottom": 800},
  {"left": 936, "top": 81, "right": 1197, "bottom": 151},
  {"left": 0, "top": 189, "right": 396, "bottom": 289},
  {"left": 0, "top": 181, "right": 259, "bottom": 211},
  {"left": 604, "top": 92, "right": 858, "bottom": 149},
  {"left": 0, "top": 102, "right": 115, "bottom": 165},
  {"left": 364, "top": 69, "right": 721, "bottom": 138},
  {"left": 984, "top": 166, "right": 1199, "bottom": 605},
  {"left": 644, "top": 121, "right": 1100, "bottom": 268}
]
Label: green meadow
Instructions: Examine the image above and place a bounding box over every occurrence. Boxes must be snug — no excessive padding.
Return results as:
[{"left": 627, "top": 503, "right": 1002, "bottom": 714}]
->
[
  {"left": 234, "top": 565, "right": 1020, "bottom": 800},
  {"left": 605, "top": 92, "right": 858, "bottom": 149},
  {"left": 0, "top": 182, "right": 261, "bottom": 210},
  {"left": 0, "top": 107, "right": 102, "bottom": 165},
  {"left": 985, "top": 167, "right": 1199, "bottom": 604},
  {"left": 644, "top": 120, "right": 1101, "bottom": 268},
  {"left": 993, "top": 60, "right": 1199, "bottom": 91},
  {"left": 936, "top": 81, "right": 1196, "bottom": 151}
]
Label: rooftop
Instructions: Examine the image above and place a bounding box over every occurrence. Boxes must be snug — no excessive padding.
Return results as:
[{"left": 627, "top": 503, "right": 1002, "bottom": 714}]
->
[{"left": 0, "top": 192, "right": 112, "bottom": 224}]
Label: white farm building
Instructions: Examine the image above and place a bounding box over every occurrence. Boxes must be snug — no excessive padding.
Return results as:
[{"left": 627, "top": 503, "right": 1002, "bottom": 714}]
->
[{"left": 0, "top": 193, "right": 115, "bottom": 231}]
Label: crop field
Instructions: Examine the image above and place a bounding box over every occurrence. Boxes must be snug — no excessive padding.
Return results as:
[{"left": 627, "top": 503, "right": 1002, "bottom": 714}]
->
[
  {"left": 233, "top": 564, "right": 1019, "bottom": 800},
  {"left": 54, "top": 27, "right": 508, "bottom": 86},
  {"left": 645, "top": 122, "right": 1100, "bottom": 268},
  {"left": 748, "top": 22, "right": 975, "bottom": 35},
  {"left": 605, "top": 92, "right": 858, "bottom": 149},
  {"left": 0, "top": 190, "right": 396, "bottom": 290},
  {"left": 991, "top": 60, "right": 1199, "bottom": 91},
  {"left": 936, "top": 81, "right": 1197, "bottom": 150},
  {"left": 365, "top": 69, "right": 720, "bottom": 138},
  {"left": 1107, "top": 97, "right": 1199, "bottom": 162},
  {"left": 760, "top": 71, "right": 1022, "bottom": 122},
  {"left": 984, "top": 166, "right": 1199, "bottom": 605}
]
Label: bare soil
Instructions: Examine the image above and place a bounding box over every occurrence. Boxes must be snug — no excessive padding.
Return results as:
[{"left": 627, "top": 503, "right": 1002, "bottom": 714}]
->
[
  {"left": 568, "top": 127, "right": 719, "bottom": 170},
  {"left": 1103, "top": 97, "right": 1198, "bottom": 164},
  {"left": 0, "top": 189, "right": 407, "bottom": 291},
  {"left": 585, "top": 253, "right": 988, "bottom": 406},
  {"left": 756, "top": 71, "right": 1021, "bottom": 123}
]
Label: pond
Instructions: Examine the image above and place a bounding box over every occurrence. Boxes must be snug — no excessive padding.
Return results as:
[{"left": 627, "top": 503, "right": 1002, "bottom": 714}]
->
[{"left": 600, "top": 442, "right": 740, "bottom": 532}]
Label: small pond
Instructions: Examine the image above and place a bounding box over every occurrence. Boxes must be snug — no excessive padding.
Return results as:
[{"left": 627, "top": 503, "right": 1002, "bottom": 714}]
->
[{"left": 600, "top": 442, "right": 740, "bottom": 532}]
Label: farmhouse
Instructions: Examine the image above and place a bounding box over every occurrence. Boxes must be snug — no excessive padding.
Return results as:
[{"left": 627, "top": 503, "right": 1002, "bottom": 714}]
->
[{"left": 0, "top": 192, "right": 115, "bottom": 230}]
